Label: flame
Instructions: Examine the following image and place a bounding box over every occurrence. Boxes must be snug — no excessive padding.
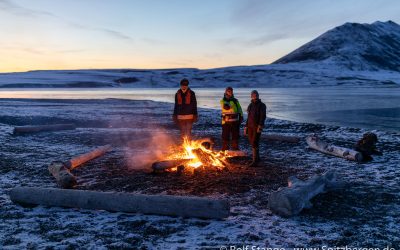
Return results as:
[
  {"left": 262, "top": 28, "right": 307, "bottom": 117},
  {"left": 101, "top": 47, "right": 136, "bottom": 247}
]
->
[
  {"left": 164, "top": 137, "right": 228, "bottom": 171},
  {"left": 183, "top": 137, "right": 203, "bottom": 169}
]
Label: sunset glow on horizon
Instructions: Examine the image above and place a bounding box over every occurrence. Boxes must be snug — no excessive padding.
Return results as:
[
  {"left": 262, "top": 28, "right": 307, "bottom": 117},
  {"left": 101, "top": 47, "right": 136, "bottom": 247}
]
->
[{"left": 1, "top": 0, "right": 399, "bottom": 73}]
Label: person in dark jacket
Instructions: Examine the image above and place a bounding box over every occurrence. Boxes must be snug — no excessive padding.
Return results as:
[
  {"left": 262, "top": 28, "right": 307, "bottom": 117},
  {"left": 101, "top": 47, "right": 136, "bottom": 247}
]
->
[
  {"left": 173, "top": 78, "right": 198, "bottom": 140},
  {"left": 244, "top": 90, "right": 266, "bottom": 167},
  {"left": 220, "top": 87, "right": 243, "bottom": 151}
]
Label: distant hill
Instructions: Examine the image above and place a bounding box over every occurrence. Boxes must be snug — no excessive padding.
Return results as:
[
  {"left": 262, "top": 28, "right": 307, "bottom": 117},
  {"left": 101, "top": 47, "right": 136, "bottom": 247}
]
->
[
  {"left": 0, "top": 21, "right": 399, "bottom": 88},
  {"left": 274, "top": 21, "right": 400, "bottom": 72}
]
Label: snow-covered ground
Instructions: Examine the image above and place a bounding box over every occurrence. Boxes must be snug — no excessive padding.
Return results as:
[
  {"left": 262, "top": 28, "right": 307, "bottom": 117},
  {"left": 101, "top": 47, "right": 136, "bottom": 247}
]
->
[{"left": 0, "top": 98, "right": 399, "bottom": 249}]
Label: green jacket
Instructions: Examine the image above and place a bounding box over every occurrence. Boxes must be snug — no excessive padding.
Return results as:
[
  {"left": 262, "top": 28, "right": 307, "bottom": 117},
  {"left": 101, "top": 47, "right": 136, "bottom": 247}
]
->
[{"left": 220, "top": 95, "right": 243, "bottom": 124}]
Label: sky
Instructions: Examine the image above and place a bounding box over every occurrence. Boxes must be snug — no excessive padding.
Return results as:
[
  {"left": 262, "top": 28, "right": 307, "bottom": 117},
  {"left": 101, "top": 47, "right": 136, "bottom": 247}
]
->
[{"left": 0, "top": 0, "right": 399, "bottom": 72}]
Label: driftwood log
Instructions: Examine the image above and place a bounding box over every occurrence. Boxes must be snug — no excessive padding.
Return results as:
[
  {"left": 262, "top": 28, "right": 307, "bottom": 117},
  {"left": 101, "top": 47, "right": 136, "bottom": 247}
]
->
[
  {"left": 48, "top": 162, "right": 77, "bottom": 189},
  {"left": 13, "top": 124, "right": 76, "bottom": 135},
  {"left": 306, "top": 135, "right": 363, "bottom": 162},
  {"left": 48, "top": 145, "right": 112, "bottom": 189},
  {"left": 65, "top": 145, "right": 112, "bottom": 170},
  {"left": 9, "top": 187, "right": 230, "bottom": 219},
  {"left": 264, "top": 133, "right": 301, "bottom": 143},
  {"left": 268, "top": 170, "right": 343, "bottom": 217},
  {"left": 152, "top": 159, "right": 192, "bottom": 171}
]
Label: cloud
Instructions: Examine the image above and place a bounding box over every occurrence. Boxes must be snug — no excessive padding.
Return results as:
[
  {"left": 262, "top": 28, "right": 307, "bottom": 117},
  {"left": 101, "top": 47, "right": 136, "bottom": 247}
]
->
[
  {"left": 0, "top": 0, "right": 56, "bottom": 18},
  {"left": 0, "top": 0, "right": 133, "bottom": 41},
  {"left": 1, "top": 44, "right": 89, "bottom": 56},
  {"left": 1, "top": 44, "right": 47, "bottom": 55},
  {"left": 229, "top": 0, "right": 282, "bottom": 29},
  {"left": 220, "top": 32, "right": 288, "bottom": 48},
  {"left": 68, "top": 22, "right": 133, "bottom": 41}
]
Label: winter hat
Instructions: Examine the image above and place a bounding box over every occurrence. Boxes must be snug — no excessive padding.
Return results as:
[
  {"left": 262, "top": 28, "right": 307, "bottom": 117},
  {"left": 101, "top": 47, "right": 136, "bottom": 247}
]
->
[
  {"left": 180, "top": 78, "right": 189, "bottom": 86},
  {"left": 225, "top": 86, "right": 233, "bottom": 92},
  {"left": 251, "top": 90, "right": 259, "bottom": 98}
]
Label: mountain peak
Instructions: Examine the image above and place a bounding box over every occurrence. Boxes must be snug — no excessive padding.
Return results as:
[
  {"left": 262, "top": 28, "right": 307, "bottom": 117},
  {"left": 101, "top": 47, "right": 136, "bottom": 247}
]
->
[
  {"left": 372, "top": 20, "right": 399, "bottom": 26},
  {"left": 273, "top": 21, "right": 400, "bottom": 72}
]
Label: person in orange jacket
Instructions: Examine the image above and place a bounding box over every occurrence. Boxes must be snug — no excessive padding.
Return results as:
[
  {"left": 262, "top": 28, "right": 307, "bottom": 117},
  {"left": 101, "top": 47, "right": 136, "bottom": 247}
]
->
[{"left": 173, "top": 78, "right": 198, "bottom": 140}]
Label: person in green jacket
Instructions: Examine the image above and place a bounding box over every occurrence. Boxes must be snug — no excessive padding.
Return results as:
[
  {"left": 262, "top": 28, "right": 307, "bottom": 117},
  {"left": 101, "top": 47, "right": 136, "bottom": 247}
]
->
[{"left": 220, "top": 86, "right": 243, "bottom": 151}]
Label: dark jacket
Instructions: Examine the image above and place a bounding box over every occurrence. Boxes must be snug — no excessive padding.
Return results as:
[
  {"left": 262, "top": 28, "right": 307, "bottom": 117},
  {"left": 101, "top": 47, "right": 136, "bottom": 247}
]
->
[
  {"left": 173, "top": 89, "right": 198, "bottom": 116},
  {"left": 246, "top": 99, "right": 266, "bottom": 128}
]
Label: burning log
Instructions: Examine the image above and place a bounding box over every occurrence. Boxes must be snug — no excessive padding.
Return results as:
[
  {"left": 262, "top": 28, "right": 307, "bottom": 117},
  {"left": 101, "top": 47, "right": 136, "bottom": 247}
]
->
[
  {"left": 13, "top": 124, "right": 76, "bottom": 135},
  {"left": 195, "top": 137, "right": 215, "bottom": 150},
  {"left": 264, "top": 133, "right": 301, "bottom": 143},
  {"left": 151, "top": 138, "right": 230, "bottom": 173},
  {"left": 48, "top": 145, "right": 112, "bottom": 188},
  {"left": 9, "top": 187, "right": 230, "bottom": 219},
  {"left": 306, "top": 135, "right": 363, "bottom": 162},
  {"left": 223, "top": 150, "right": 247, "bottom": 157},
  {"left": 152, "top": 159, "right": 192, "bottom": 171},
  {"left": 192, "top": 148, "right": 229, "bottom": 169},
  {"left": 268, "top": 170, "right": 343, "bottom": 217}
]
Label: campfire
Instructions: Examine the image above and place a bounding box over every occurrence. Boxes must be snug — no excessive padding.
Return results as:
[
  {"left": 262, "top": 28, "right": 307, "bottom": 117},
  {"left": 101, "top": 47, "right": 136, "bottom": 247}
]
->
[{"left": 152, "top": 138, "right": 244, "bottom": 173}]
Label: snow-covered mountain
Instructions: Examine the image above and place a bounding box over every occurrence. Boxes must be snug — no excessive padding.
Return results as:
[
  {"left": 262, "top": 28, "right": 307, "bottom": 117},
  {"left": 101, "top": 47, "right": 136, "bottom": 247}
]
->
[
  {"left": 0, "top": 21, "right": 399, "bottom": 88},
  {"left": 274, "top": 21, "right": 400, "bottom": 72}
]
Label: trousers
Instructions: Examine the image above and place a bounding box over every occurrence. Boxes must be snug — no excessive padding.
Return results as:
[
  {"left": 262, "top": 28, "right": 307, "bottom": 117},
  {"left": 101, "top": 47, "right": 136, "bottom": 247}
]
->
[{"left": 178, "top": 120, "right": 193, "bottom": 140}]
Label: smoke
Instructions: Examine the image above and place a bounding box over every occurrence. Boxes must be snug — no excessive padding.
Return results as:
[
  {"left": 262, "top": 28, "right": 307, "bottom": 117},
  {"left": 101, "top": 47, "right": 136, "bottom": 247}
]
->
[{"left": 122, "top": 128, "right": 179, "bottom": 170}]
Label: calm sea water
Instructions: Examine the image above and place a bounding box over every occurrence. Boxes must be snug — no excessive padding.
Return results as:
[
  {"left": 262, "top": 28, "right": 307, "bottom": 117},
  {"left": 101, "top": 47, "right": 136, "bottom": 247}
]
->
[{"left": 0, "top": 87, "right": 399, "bottom": 132}]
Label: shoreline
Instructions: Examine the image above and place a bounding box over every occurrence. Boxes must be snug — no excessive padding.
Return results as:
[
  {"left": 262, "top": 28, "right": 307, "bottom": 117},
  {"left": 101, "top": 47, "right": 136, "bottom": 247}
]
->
[
  {"left": 1, "top": 97, "right": 399, "bottom": 133},
  {"left": 0, "top": 98, "right": 399, "bottom": 248}
]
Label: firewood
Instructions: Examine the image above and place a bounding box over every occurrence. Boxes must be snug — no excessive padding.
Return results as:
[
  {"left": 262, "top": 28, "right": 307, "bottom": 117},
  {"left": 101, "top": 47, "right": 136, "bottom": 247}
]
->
[
  {"left": 66, "top": 145, "right": 112, "bottom": 169},
  {"left": 306, "top": 135, "right": 363, "bottom": 162},
  {"left": 48, "top": 145, "right": 112, "bottom": 188},
  {"left": 152, "top": 159, "right": 192, "bottom": 171},
  {"left": 9, "top": 187, "right": 230, "bottom": 219},
  {"left": 193, "top": 137, "right": 215, "bottom": 150},
  {"left": 48, "top": 161, "right": 77, "bottom": 189},
  {"left": 192, "top": 148, "right": 229, "bottom": 169},
  {"left": 223, "top": 150, "right": 247, "bottom": 157},
  {"left": 268, "top": 170, "right": 344, "bottom": 217},
  {"left": 13, "top": 124, "right": 76, "bottom": 135}
]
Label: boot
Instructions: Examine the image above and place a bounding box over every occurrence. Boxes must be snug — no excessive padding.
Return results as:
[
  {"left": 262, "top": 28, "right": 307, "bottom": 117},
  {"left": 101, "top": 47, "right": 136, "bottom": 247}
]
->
[
  {"left": 248, "top": 148, "right": 260, "bottom": 167},
  {"left": 231, "top": 140, "right": 239, "bottom": 150},
  {"left": 255, "top": 148, "right": 260, "bottom": 162},
  {"left": 221, "top": 140, "right": 229, "bottom": 151}
]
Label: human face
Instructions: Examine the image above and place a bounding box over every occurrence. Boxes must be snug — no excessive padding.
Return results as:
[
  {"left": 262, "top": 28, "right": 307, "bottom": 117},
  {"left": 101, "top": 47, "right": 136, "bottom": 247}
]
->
[
  {"left": 251, "top": 92, "right": 258, "bottom": 101},
  {"left": 180, "top": 85, "right": 188, "bottom": 92},
  {"left": 225, "top": 89, "right": 233, "bottom": 98}
]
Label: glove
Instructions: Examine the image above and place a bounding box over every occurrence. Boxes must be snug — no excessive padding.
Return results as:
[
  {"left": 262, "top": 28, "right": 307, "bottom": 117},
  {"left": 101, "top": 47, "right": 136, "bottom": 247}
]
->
[
  {"left": 193, "top": 115, "right": 198, "bottom": 123},
  {"left": 244, "top": 127, "right": 248, "bottom": 136},
  {"left": 172, "top": 115, "right": 178, "bottom": 124},
  {"left": 257, "top": 125, "right": 263, "bottom": 133},
  {"left": 223, "top": 104, "right": 231, "bottom": 110}
]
